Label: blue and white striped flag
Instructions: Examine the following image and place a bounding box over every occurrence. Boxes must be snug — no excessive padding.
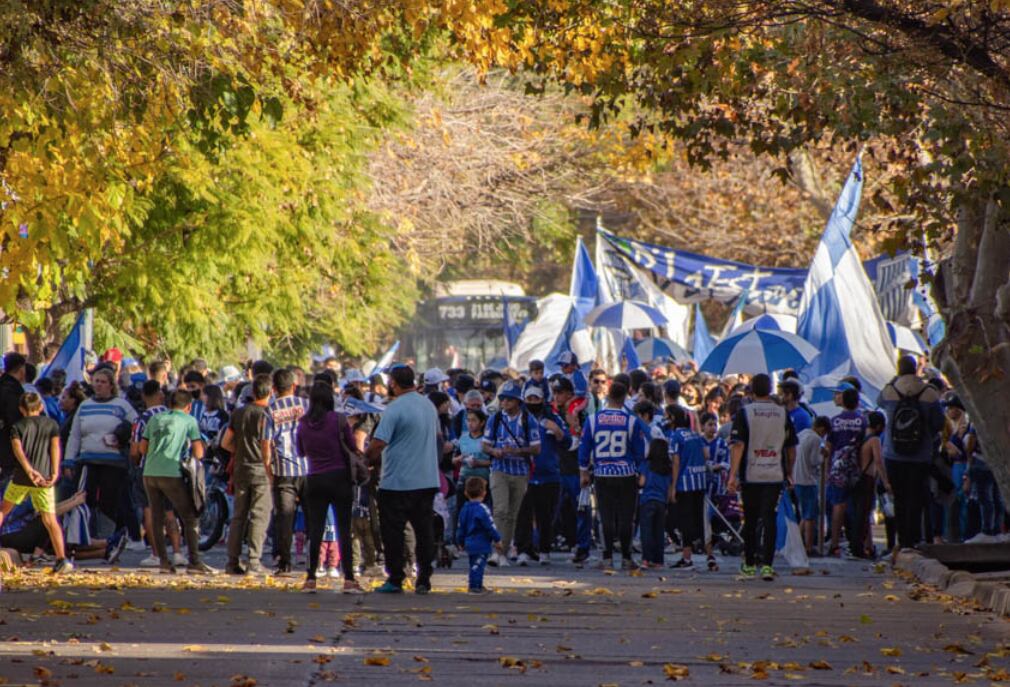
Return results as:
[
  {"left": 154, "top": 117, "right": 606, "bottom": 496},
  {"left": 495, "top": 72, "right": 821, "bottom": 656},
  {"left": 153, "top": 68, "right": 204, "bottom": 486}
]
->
[
  {"left": 373, "top": 340, "right": 400, "bottom": 374},
  {"left": 796, "top": 158, "right": 895, "bottom": 397},
  {"left": 40, "top": 312, "right": 88, "bottom": 384},
  {"left": 692, "top": 304, "right": 716, "bottom": 366}
]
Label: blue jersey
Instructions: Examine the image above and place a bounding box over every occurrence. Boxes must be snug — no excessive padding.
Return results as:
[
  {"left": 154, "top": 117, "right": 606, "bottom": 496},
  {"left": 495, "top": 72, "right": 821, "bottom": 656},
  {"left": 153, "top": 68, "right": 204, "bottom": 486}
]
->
[
  {"left": 789, "top": 406, "right": 813, "bottom": 434},
  {"left": 669, "top": 427, "right": 708, "bottom": 493},
  {"left": 266, "top": 395, "right": 310, "bottom": 477},
  {"left": 456, "top": 500, "right": 501, "bottom": 555},
  {"left": 530, "top": 409, "right": 566, "bottom": 484},
  {"left": 578, "top": 408, "right": 648, "bottom": 478},
  {"left": 483, "top": 410, "right": 541, "bottom": 476},
  {"left": 705, "top": 435, "right": 730, "bottom": 495},
  {"left": 639, "top": 464, "right": 673, "bottom": 505}
]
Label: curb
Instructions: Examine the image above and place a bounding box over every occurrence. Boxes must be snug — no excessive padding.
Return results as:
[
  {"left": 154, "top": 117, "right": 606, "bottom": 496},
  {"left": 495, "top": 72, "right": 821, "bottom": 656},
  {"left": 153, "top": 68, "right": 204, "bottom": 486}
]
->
[{"left": 894, "top": 550, "right": 1010, "bottom": 616}]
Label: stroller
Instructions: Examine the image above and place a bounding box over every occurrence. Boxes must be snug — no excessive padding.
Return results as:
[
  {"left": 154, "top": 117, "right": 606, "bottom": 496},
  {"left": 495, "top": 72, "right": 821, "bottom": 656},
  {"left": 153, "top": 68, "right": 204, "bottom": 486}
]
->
[{"left": 708, "top": 493, "right": 745, "bottom": 557}]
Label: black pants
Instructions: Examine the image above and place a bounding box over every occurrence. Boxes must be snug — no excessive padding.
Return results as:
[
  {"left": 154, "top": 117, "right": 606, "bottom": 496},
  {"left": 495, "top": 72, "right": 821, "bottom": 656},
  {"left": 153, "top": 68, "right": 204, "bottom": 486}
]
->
[
  {"left": 886, "top": 460, "right": 929, "bottom": 549},
  {"left": 144, "top": 476, "right": 202, "bottom": 566},
  {"left": 595, "top": 476, "right": 638, "bottom": 560},
  {"left": 0, "top": 517, "right": 47, "bottom": 553},
  {"left": 515, "top": 481, "right": 561, "bottom": 557},
  {"left": 272, "top": 476, "right": 307, "bottom": 569},
  {"left": 305, "top": 470, "right": 353, "bottom": 581},
  {"left": 378, "top": 488, "right": 436, "bottom": 587},
  {"left": 85, "top": 463, "right": 127, "bottom": 530},
  {"left": 742, "top": 483, "right": 781, "bottom": 567},
  {"left": 676, "top": 490, "right": 705, "bottom": 550}
]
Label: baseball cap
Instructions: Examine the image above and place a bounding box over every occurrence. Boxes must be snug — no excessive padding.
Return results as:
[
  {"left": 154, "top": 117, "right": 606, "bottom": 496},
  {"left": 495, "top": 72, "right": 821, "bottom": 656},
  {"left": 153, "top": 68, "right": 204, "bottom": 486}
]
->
[
  {"left": 557, "top": 351, "right": 578, "bottom": 367},
  {"left": 423, "top": 367, "right": 449, "bottom": 386},
  {"left": 834, "top": 381, "right": 856, "bottom": 393},
  {"left": 529, "top": 359, "right": 545, "bottom": 371},
  {"left": 220, "top": 365, "right": 242, "bottom": 383},
  {"left": 551, "top": 377, "right": 575, "bottom": 394},
  {"left": 479, "top": 378, "right": 497, "bottom": 394},
  {"left": 497, "top": 381, "right": 524, "bottom": 401},
  {"left": 343, "top": 369, "right": 367, "bottom": 386},
  {"left": 522, "top": 385, "right": 544, "bottom": 401}
]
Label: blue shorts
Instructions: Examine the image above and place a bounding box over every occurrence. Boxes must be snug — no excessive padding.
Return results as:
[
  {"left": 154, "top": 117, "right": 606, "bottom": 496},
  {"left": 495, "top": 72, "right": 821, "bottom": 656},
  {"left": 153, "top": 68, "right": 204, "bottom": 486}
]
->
[
  {"left": 826, "top": 483, "right": 850, "bottom": 507},
  {"left": 794, "top": 484, "right": 819, "bottom": 521}
]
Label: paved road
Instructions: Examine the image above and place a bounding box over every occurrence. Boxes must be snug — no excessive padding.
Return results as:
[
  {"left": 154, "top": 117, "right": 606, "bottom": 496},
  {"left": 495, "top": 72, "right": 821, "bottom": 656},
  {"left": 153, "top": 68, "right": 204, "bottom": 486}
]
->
[{"left": 1, "top": 552, "right": 1008, "bottom": 686}]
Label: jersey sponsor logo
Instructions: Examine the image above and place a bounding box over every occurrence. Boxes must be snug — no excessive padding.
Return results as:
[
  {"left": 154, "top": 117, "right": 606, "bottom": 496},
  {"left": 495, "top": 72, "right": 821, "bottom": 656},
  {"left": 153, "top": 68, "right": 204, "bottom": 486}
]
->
[
  {"left": 596, "top": 412, "right": 628, "bottom": 427},
  {"left": 753, "top": 448, "right": 780, "bottom": 458}
]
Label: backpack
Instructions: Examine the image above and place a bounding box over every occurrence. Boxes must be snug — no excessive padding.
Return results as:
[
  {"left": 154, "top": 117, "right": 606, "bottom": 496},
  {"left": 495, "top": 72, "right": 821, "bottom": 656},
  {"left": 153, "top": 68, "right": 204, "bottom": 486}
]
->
[
  {"left": 828, "top": 443, "right": 863, "bottom": 490},
  {"left": 890, "top": 379, "right": 927, "bottom": 455}
]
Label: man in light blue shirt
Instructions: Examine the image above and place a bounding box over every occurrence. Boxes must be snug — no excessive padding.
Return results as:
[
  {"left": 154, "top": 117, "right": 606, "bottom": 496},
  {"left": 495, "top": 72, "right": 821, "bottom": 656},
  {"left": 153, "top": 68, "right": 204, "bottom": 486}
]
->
[{"left": 366, "top": 365, "right": 440, "bottom": 594}]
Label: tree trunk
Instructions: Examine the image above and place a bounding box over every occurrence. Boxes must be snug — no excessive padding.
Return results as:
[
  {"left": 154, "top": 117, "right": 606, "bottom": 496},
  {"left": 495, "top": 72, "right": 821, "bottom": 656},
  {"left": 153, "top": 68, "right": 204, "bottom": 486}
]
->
[{"left": 933, "top": 191, "right": 1010, "bottom": 501}]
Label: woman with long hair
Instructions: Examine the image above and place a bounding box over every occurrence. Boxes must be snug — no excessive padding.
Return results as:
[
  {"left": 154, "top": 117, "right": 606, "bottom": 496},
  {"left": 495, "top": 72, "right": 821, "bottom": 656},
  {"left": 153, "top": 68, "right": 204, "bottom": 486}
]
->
[{"left": 295, "top": 381, "right": 364, "bottom": 594}]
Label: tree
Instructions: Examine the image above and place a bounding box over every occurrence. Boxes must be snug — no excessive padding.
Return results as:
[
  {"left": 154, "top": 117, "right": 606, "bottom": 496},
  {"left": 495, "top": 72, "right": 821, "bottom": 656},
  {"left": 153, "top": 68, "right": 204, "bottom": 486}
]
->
[{"left": 454, "top": 0, "right": 1010, "bottom": 492}]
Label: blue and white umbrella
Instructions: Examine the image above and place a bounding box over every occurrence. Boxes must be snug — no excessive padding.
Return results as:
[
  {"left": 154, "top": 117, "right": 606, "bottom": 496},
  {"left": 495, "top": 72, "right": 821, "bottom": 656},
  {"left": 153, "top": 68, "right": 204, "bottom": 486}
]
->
[
  {"left": 699, "top": 329, "right": 819, "bottom": 376},
  {"left": 635, "top": 336, "right": 690, "bottom": 364},
  {"left": 805, "top": 374, "right": 877, "bottom": 418},
  {"left": 584, "top": 300, "right": 668, "bottom": 330},
  {"left": 729, "top": 313, "right": 797, "bottom": 335},
  {"left": 887, "top": 321, "right": 927, "bottom": 355},
  {"left": 342, "top": 397, "right": 386, "bottom": 415}
]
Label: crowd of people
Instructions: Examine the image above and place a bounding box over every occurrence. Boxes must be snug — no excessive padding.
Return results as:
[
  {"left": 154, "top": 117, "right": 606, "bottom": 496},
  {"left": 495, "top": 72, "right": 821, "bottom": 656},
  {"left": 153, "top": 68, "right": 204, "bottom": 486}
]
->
[{"left": 0, "top": 344, "right": 1003, "bottom": 594}]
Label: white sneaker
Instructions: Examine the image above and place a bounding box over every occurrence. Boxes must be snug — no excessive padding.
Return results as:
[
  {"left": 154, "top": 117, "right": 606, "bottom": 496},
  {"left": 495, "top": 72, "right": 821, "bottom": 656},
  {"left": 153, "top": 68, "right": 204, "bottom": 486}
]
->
[
  {"left": 327, "top": 567, "right": 340, "bottom": 579},
  {"left": 517, "top": 553, "right": 531, "bottom": 567},
  {"left": 497, "top": 555, "right": 510, "bottom": 568},
  {"left": 126, "top": 540, "right": 148, "bottom": 552},
  {"left": 139, "top": 554, "right": 161, "bottom": 568},
  {"left": 540, "top": 553, "right": 551, "bottom": 566},
  {"left": 172, "top": 552, "right": 187, "bottom": 566},
  {"left": 487, "top": 553, "right": 500, "bottom": 567}
]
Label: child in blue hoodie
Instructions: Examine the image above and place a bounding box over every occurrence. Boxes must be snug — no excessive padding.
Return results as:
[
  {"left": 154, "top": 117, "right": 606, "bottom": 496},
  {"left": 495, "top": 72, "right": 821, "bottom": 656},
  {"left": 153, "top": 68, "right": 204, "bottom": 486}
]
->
[
  {"left": 455, "top": 476, "right": 502, "bottom": 593},
  {"left": 638, "top": 437, "right": 674, "bottom": 568}
]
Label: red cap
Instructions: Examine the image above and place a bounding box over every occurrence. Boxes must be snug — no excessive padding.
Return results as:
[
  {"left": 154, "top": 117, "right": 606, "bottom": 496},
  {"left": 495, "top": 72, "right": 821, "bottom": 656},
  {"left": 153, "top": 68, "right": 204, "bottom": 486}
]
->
[{"left": 101, "top": 347, "right": 123, "bottom": 363}]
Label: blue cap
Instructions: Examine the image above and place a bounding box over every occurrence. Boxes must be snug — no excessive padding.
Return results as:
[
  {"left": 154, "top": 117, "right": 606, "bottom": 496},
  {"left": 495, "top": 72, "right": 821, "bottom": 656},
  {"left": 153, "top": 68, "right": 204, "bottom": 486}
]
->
[
  {"left": 834, "top": 382, "right": 856, "bottom": 393},
  {"left": 497, "top": 381, "right": 524, "bottom": 401}
]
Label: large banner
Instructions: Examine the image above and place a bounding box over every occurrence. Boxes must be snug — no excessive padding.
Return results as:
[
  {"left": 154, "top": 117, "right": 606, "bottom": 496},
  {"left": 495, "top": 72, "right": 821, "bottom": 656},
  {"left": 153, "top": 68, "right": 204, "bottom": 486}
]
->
[{"left": 598, "top": 227, "right": 917, "bottom": 322}]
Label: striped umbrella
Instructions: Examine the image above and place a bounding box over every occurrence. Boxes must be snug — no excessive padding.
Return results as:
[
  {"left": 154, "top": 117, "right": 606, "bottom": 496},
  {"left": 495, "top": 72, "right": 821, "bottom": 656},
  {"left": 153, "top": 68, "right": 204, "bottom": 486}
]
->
[
  {"left": 729, "top": 313, "right": 798, "bottom": 335},
  {"left": 699, "top": 329, "right": 819, "bottom": 376},
  {"left": 635, "top": 336, "right": 691, "bottom": 364},
  {"left": 887, "top": 321, "right": 928, "bottom": 355},
  {"left": 584, "top": 300, "right": 668, "bottom": 330},
  {"left": 804, "top": 374, "right": 877, "bottom": 418}
]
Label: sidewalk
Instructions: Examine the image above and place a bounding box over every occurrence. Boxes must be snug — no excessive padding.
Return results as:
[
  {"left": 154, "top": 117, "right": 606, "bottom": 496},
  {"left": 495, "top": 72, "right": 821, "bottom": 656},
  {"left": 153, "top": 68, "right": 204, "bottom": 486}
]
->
[{"left": 1, "top": 555, "right": 1008, "bottom": 686}]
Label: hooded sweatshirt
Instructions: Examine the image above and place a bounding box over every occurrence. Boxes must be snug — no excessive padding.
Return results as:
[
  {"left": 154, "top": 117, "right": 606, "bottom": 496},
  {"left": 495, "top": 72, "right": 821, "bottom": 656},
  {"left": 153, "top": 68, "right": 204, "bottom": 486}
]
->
[{"left": 295, "top": 410, "right": 353, "bottom": 475}]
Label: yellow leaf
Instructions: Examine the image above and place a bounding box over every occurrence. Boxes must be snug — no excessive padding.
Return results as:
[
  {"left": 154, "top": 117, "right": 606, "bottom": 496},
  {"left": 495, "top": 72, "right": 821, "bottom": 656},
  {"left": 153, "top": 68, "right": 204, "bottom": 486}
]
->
[
  {"left": 183, "top": 645, "right": 207, "bottom": 652},
  {"left": 884, "top": 594, "right": 900, "bottom": 602},
  {"left": 588, "top": 587, "right": 614, "bottom": 596},
  {"left": 886, "top": 665, "right": 906, "bottom": 674},
  {"left": 629, "top": 660, "right": 644, "bottom": 667},
  {"left": 944, "top": 644, "right": 974, "bottom": 654},
  {"left": 663, "top": 663, "right": 690, "bottom": 680},
  {"left": 310, "top": 635, "right": 327, "bottom": 643},
  {"left": 364, "top": 656, "right": 391, "bottom": 666},
  {"left": 809, "top": 660, "right": 832, "bottom": 670},
  {"left": 704, "top": 653, "right": 724, "bottom": 662},
  {"left": 880, "top": 647, "right": 902, "bottom": 657},
  {"left": 482, "top": 624, "right": 500, "bottom": 635}
]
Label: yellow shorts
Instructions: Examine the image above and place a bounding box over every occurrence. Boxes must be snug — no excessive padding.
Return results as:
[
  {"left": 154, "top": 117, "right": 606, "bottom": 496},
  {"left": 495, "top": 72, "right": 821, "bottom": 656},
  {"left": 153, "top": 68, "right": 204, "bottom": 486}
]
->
[{"left": 3, "top": 482, "right": 56, "bottom": 514}]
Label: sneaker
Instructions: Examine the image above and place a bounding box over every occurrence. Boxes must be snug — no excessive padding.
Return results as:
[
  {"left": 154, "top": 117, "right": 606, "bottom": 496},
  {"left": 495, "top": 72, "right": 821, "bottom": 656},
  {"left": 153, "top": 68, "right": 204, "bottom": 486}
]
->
[
  {"left": 302, "top": 578, "right": 317, "bottom": 592},
  {"left": 186, "top": 561, "right": 219, "bottom": 575},
  {"left": 496, "top": 554, "right": 510, "bottom": 568},
  {"left": 105, "top": 529, "right": 129, "bottom": 565},
  {"left": 540, "top": 553, "right": 551, "bottom": 566},
  {"left": 596, "top": 558, "right": 615, "bottom": 571},
  {"left": 375, "top": 581, "right": 403, "bottom": 594},
  {"left": 327, "top": 567, "right": 340, "bottom": 579},
  {"left": 467, "top": 587, "right": 490, "bottom": 594},
  {"left": 159, "top": 563, "right": 179, "bottom": 575},
  {"left": 670, "top": 558, "right": 694, "bottom": 569},
  {"left": 707, "top": 555, "right": 719, "bottom": 572},
  {"left": 172, "top": 551, "right": 187, "bottom": 566},
  {"left": 225, "top": 563, "right": 246, "bottom": 576},
  {"left": 139, "top": 554, "right": 161, "bottom": 568},
  {"left": 621, "top": 558, "right": 638, "bottom": 571},
  {"left": 487, "top": 552, "right": 500, "bottom": 567},
  {"left": 572, "top": 549, "right": 590, "bottom": 565},
  {"left": 738, "top": 563, "right": 756, "bottom": 578},
  {"left": 126, "top": 539, "right": 148, "bottom": 552},
  {"left": 52, "top": 558, "right": 74, "bottom": 575},
  {"left": 415, "top": 581, "right": 431, "bottom": 595},
  {"left": 273, "top": 565, "right": 293, "bottom": 577},
  {"left": 246, "top": 562, "right": 267, "bottom": 576},
  {"left": 760, "top": 565, "right": 776, "bottom": 581},
  {"left": 342, "top": 580, "right": 365, "bottom": 595},
  {"left": 517, "top": 553, "right": 531, "bottom": 567}
]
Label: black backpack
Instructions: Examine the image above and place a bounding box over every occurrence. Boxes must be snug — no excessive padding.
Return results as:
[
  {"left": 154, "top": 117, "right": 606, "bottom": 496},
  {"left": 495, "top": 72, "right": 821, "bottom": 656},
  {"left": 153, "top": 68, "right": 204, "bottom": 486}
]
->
[{"left": 890, "top": 380, "right": 927, "bottom": 455}]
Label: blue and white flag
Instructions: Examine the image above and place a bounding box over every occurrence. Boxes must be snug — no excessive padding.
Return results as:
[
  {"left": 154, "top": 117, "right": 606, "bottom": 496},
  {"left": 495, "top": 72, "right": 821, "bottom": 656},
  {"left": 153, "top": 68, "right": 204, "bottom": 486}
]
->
[
  {"left": 720, "top": 286, "right": 750, "bottom": 339},
  {"left": 373, "top": 340, "right": 400, "bottom": 374},
  {"left": 40, "top": 312, "right": 88, "bottom": 384},
  {"left": 775, "top": 490, "right": 809, "bottom": 569},
  {"left": 502, "top": 297, "right": 527, "bottom": 360},
  {"left": 692, "top": 304, "right": 716, "bottom": 366},
  {"left": 796, "top": 158, "right": 895, "bottom": 397},
  {"left": 509, "top": 294, "right": 595, "bottom": 374},
  {"left": 621, "top": 335, "right": 641, "bottom": 371},
  {"left": 570, "top": 236, "right": 599, "bottom": 320}
]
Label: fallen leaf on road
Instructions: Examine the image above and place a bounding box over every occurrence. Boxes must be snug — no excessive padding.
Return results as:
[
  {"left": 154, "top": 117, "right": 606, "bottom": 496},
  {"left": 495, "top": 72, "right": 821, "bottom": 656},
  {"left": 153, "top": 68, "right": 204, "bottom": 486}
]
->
[
  {"left": 183, "top": 645, "right": 207, "bottom": 652},
  {"left": 859, "top": 614, "right": 873, "bottom": 624},
  {"left": 499, "top": 656, "right": 527, "bottom": 673},
  {"left": 588, "top": 587, "right": 614, "bottom": 596},
  {"left": 313, "top": 655, "right": 332, "bottom": 665},
  {"left": 483, "top": 624, "right": 500, "bottom": 635},
  {"left": 880, "top": 647, "right": 902, "bottom": 657},
  {"left": 704, "top": 654, "right": 724, "bottom": 662},
  {"left": 838, "top": 635, "right": 857, "bottom": 643},
  {"left": 784, "top": 673, "right": 804, "bottom": 680},
  {"left": 414, "top": 656, "right": 429, "bottom": 663},
  {"left": 663, "top": 663, "right": 690, "bottom": 680},
  {"left": 886, "top": 665, "right": 905, "bottom": 674},
  {"left": 944, "top": 644, "right": 974, "bottom": 655},
  {"left": 809, "top": 660, "right": 832, "bottom": 670},
  {"left": 230, "top": 675, "right": 257, "bottom": 687},
  {"left": 629, "top": 661, "right": 644, "bottom": 667},
  {"left": 33, "top": 667, "right": 53, "bottom": 680},
  {"left": 884, "top": 594, "right": 900, "bottom": 602},
  {"left": 174, "top": 671, "right": 186, "bottom": 680},
  {"left": 642, "top": 591, "right": 658, "bottom": 599},
  {"left": 309, "top": 635, "right": 326, "bottom": 643},
  {"left": 98, "top": 641, "right": 113, "bottom": 651},
  {"left": 364, "top": 656, "right": 391, "bottom": 667}
]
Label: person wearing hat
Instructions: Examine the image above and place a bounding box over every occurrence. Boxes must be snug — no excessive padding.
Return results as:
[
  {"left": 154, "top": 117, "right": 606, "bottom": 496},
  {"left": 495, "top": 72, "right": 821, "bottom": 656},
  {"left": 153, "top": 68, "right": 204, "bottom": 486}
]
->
[
  {"left": 557, "top": 352, "right": 589, "bottom": 399},
  {"left": 482, "top": 380, "right": 540, "bottom": 566},
  {"left": 522, "top": 360, "right": 552, "bottom": 405},
  {"left": 513, "top": 385, "right": 566, "bottom": 566},
  {"left": 478, "top": 378, "right": 499, "bottom": 413},
  {"left": 422, "top": 368, "right": 450, "bottom": 396},
  {"left": 942, "top": 392, "right": 971, "bottom": 541}
]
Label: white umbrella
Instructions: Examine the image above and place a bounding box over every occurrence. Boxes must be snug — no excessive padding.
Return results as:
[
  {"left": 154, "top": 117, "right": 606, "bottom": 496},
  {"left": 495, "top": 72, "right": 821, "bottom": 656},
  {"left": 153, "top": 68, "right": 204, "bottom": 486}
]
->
[
  {"left": 585, "top": 300, "right": 668, "bottom": 329},
  {"left": 699, "top": 329, "right": 819, "bottom": 375}
]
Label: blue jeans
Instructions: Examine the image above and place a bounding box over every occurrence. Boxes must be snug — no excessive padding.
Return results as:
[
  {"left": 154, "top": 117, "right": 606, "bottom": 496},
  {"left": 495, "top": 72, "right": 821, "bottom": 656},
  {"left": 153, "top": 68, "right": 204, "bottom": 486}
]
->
[
  {"left": 949, "top": 462, "right": 968, "bottom": 541},
  {"left": 970, "top": 465, "right": 999, "bottom": 535},
  {"left": 560, "top": 474, "right": 592, "bottom": 553},
  {"left": 468, "top": 553, "right": 488, "bottom": 590},
  {"left": 639, "top": 499, "right": 667, "bottom": 564}
]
